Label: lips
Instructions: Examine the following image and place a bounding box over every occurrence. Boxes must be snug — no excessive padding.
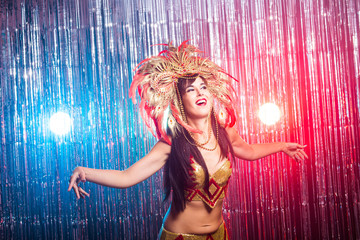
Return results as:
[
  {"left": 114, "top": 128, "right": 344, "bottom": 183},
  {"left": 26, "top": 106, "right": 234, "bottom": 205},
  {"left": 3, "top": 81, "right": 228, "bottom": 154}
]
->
[{"left": 195, "top": 98, "right": 207, "bottom": 106}]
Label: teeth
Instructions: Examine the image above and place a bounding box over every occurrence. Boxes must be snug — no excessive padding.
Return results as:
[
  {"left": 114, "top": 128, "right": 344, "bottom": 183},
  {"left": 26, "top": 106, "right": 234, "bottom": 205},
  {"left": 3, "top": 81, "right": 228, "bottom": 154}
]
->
[{"left": 196, "top": 100, "right": 206, "bottom": 105}]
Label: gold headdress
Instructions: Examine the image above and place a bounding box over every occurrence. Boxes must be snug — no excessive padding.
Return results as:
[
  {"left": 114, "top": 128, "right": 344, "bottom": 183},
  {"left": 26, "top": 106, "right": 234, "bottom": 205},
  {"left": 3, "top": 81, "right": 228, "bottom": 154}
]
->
[{"left": 129, "top": 40, "right": 237, "bottom": 144}]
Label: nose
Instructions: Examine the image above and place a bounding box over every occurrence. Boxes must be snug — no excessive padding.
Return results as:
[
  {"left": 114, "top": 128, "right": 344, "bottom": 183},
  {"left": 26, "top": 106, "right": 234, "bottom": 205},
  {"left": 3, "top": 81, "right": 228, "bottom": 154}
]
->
[{"left": 196, "top": 88, "right": 203, "bottom": 96}]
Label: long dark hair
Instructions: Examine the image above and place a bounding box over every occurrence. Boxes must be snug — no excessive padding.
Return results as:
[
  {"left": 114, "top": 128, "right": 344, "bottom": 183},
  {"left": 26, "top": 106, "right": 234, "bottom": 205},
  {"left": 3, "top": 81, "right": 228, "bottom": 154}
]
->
[{"left": 163, "top": 76, "right": 235, "bottom": 212}]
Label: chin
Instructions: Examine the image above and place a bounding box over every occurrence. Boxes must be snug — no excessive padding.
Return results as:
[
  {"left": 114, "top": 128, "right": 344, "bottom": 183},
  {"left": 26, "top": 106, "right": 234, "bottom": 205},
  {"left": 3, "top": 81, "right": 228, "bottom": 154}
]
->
[{"left": 188, "top": 108, "right": 212, "bottom": 119}]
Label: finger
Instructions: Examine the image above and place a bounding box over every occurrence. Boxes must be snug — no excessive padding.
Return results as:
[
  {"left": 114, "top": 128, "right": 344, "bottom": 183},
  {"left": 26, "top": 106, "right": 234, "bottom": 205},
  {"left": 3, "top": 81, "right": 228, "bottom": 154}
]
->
[
  {"left": 80, "top": 190, "right": 89, "bottom": 198},
  {"left": 68, "top": 176, "right": 76, "bottom": 191},
  {"left": 294, "top": 151, "right": 303, "bottom": 161},
  {"left": 298, "top": 152, "right": 305, "bottom": 161},
  {"left": 297, "top": 151, "right": 306, "bottom": 160},
  {"left": 297, "top": 144, "right": 307, "bottom": 149},
  {"left": 297, "top": 149, "right": 307, "bottom": 159},
  {"left": 79, "top": 187, "right": 90, "bottom": 197},
  {"left": 72, "top": 184, "right": 81, "bottom": 199},
  {"left": 80, "top": 192, "right": 85, "bottom": 199},
  {"left": 68, "top": 173, "right": 80, "bottom": 191},
  {"left": 300, "top": 149, "right": 309, "bottom": 159},
  {"left": 293, "top": 153, "right": 301, "bottom": 162},
  {"left": 79, "top": 188, "right": 90, "bottom": 199}
]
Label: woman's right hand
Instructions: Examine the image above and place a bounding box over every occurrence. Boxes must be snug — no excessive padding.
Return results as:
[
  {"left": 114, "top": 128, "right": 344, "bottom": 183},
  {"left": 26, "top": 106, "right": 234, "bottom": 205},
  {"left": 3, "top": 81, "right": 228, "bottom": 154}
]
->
[{"left": 68, "top": 167, "right": 90, "bottom": 199}]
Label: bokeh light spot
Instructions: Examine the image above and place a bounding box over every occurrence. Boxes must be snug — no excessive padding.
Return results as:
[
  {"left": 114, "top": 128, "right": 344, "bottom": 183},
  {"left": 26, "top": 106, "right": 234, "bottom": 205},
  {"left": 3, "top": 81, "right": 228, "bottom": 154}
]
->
[
  {"left": 258, "top": 103, "right": 281, "bottom": 125},
  {"left": 49, "top": 112, "right": 72, "bottom": 135}
]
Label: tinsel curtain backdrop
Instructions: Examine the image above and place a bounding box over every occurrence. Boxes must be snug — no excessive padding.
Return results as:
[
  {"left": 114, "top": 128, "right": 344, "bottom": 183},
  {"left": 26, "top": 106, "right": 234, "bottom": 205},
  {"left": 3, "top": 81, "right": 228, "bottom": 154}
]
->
[{"left": 0, "top": 0, "right": 359, "bottom": 239}]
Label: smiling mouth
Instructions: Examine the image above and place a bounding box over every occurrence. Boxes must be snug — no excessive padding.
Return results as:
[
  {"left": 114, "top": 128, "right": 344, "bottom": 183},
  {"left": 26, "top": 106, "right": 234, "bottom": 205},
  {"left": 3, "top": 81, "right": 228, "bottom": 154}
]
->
[{"left": 196, "top": 98, "right": 207, "bottom": 106}]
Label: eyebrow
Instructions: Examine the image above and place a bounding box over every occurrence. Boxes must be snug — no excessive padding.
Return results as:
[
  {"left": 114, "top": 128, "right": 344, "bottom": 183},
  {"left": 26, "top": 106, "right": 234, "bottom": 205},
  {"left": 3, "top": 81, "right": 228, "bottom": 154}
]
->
[{"left": 185, "top": 82, "right": 206, "bottom": 89}]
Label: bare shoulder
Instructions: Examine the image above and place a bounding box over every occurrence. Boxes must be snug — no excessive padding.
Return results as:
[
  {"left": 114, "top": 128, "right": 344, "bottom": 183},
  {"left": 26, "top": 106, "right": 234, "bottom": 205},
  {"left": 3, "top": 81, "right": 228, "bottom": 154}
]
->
[
  {"left": 147, "top": 138, "right": 171, "bottom": 160},
  {"left": 123, "top": 138, "right": 171, "bottom": 185},
  {"left": 154, "top": 138, "right": 171, "bottom": 153},
  {"left": 225, "top": 126, "right": 239, "bottom": 143},
  {"left": 225, "top": 126, "right": 249, "bottom": 146}
]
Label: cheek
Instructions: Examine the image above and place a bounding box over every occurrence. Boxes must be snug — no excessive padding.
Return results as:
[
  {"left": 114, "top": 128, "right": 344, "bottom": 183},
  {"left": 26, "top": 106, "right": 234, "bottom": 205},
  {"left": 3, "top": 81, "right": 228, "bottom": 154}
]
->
[
  {"left": 181, "top": 96, "right": 193, "bottom": 112},
  {"left": 182, "top": 93, "right": 195, "bottom": 105},
  {"left": 207, "top": 94, "right": 214, "bottom": 105},
  {"left": 184, "top": 99, "right": 195, "bottom": 111}
]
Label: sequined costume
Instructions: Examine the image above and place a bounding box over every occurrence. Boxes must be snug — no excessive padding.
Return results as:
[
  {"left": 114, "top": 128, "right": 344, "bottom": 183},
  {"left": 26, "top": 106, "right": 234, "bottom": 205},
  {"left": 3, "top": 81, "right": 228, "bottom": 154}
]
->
[
  {"left": 159, "top": 222, "right": 229, "bottom": 240},
  {"left": 159, "top": 156, "right": 232, "bottom": 239},
  {"left": 185, "top": 156, "right": 232, "bottom": 208}
]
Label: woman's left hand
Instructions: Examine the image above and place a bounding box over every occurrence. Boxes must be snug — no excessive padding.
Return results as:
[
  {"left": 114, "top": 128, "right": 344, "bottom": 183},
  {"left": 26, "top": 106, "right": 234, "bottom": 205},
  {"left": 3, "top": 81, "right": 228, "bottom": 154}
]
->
[{"left": 282, "top": 143, "right": 308, "bottom": 162}]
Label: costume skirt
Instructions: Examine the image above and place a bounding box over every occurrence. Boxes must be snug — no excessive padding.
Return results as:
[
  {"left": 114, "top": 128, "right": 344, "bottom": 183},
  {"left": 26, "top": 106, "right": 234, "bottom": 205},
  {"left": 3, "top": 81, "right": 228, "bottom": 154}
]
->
[{"left": 159, "top": 222, "right": 229, "bottom": 240}]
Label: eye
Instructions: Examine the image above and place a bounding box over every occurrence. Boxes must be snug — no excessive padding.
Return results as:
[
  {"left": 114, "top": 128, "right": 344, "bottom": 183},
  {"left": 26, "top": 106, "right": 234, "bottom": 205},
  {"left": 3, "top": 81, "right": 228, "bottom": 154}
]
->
[
  {"left": 201, "top": 85, "right": 207, "bottom": 90},
  {"left": 186, "top": 88, "right": 194, "bottom": 93}
]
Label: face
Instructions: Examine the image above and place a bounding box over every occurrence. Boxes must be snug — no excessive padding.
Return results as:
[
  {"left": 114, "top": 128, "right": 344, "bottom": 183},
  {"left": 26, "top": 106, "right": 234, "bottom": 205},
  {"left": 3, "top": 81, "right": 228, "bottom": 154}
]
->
[{"left": 181, "top": 77, "right": 213, "bottom": 120}]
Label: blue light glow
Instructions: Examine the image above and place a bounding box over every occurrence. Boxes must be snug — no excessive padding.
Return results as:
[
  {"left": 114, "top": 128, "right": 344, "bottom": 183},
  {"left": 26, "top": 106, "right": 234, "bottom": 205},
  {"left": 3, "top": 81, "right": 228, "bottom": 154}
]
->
[{"left": 49, "top": 112, "right": 72, "bottom": 135}]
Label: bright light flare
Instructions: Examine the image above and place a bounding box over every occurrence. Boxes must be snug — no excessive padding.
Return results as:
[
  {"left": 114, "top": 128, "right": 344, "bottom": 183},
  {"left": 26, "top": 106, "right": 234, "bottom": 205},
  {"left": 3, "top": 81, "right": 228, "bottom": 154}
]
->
[
  {"left": 258, "top": 103, "right": 281, "bottom": 125},
  {"left": 49, "top": 112, "right": 72, "bottom": 135}
]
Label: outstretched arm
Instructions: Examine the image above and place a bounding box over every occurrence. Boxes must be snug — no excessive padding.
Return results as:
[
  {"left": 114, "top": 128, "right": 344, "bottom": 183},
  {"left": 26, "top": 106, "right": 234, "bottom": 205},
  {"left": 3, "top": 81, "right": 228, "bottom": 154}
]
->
[
  {"left": 68, "top": 140, "right": 171, "bottom": 199},
  {"left": 225, "top": 127, "right": 308, "bottom": 161}
]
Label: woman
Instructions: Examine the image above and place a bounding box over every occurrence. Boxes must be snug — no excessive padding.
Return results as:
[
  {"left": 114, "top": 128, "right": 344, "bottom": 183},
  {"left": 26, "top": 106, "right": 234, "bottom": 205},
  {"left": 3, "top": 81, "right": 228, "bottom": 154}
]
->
[{"left": 68, "top": 41, "right": 308, "bottom": 239}]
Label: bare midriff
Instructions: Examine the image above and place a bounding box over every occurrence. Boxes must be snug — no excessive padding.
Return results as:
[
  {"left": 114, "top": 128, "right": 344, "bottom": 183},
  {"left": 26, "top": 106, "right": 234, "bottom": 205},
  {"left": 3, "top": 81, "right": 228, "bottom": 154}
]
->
[{"left": 163, "top": 199, "right": 224, "bottom": 234}]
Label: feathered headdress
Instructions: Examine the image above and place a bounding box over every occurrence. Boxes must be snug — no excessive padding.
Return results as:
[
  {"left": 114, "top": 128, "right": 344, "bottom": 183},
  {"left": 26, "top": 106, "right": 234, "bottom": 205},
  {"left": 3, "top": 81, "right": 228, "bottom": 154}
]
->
[{"left": 129, "top": 40, "right": 237, "bottom": 144}]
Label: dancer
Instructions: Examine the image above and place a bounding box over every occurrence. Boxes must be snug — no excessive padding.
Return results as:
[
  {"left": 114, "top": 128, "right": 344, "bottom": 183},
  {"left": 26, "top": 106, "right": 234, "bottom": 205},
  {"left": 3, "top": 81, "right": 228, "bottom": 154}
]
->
[{"left": 68, "top": 41, "right": 308, "bottom": 239}]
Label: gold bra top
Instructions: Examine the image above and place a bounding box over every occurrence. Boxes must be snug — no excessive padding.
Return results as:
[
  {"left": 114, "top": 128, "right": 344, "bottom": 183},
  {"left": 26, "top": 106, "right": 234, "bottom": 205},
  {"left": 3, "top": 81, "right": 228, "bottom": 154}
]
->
[{"left": 185, "top": 155, "right": 232, "bottom": 208}]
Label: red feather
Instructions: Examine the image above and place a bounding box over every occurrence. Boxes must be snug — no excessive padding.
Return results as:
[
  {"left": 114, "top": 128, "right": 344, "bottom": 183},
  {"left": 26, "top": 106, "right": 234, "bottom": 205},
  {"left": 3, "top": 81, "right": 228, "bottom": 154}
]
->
[
  {"left": 158, "top": 50, "right": 169, "bottom": 56},
  {"left": 219, "top": 69, "right": 239, "bottom": 82},
  {"left": 226, "top": 107, "right": 236, "bottom": 127},
  {"left": 133, "top": 58, "right": 152, "bottom": 71},
  {"left": 139, "top": 101, "right": 156, "bottom": 137},
  {"left": 178, "top": 40, "right": 191, "bottom": 51},
  {"left": 157, "top": 113, "right": 171, "bottom": 144},
  {"left": 129, "top": 74, "right": 146, "bottom": 103}
]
